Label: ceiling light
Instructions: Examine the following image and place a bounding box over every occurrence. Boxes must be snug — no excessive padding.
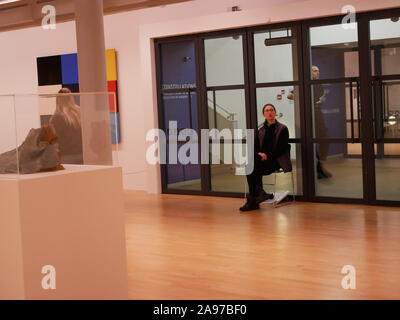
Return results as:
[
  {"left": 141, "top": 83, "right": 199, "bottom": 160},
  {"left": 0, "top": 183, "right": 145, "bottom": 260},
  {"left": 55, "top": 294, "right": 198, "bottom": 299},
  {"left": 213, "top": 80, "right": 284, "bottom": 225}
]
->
[{"left": 0, "top": 0, "right": 21, "bottom": 4}]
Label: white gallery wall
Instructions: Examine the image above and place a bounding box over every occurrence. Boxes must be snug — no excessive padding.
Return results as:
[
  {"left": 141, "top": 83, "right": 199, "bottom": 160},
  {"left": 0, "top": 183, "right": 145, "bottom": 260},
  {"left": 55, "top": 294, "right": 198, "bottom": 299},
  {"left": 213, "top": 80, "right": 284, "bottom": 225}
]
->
[{"left": 0, "top": 0, "right": 399, "bottom": 191}]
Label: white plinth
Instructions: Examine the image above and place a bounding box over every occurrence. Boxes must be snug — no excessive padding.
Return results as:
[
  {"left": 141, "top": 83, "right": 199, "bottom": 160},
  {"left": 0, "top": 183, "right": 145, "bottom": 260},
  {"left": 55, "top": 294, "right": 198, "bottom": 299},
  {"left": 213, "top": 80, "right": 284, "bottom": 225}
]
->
[{"left": 0, "top": 165, "right": 128, "bottom": 299}]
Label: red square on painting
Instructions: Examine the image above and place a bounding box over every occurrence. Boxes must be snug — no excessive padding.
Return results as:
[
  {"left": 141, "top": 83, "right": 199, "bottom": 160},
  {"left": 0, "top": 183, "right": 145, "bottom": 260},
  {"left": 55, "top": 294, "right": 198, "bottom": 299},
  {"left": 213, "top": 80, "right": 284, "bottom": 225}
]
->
[
  {"left": 277, "top": 94, "right": 282, "bottom": 100},
  {"left": 107, "top": 80, "right": 118, "bottom": 112}
]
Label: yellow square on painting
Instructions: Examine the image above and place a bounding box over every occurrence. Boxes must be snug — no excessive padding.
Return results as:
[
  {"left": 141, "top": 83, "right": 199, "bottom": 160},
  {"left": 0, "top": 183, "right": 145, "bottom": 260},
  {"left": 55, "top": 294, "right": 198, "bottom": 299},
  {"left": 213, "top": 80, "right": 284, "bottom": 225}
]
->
[{"left": 106, "top": 49, "right": 117, "bottom": 81}]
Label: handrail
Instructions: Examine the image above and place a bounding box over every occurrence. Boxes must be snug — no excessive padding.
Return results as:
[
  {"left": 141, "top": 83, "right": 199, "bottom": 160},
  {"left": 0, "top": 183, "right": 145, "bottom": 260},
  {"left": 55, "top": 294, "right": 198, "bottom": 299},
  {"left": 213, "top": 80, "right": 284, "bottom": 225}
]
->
[{"left": 207, "top": 97, "right": 236, "bottom": 121}]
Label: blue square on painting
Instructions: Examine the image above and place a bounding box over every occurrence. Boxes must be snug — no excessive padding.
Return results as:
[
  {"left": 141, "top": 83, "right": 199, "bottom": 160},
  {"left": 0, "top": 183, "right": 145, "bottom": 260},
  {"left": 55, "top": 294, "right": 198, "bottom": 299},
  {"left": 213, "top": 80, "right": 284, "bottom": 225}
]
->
[
  {"left": 110, "top": 112, "right": 120, "bottom": 144},
  {"left": 61, "top": 54, "right": 79, "bottom": 85}
]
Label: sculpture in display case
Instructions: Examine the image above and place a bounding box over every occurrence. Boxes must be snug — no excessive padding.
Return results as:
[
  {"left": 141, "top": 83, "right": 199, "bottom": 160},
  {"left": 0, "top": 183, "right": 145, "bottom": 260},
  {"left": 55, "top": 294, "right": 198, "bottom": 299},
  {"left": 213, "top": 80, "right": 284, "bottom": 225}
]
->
[{"left": 0, "top": 124, "right": 64, "bottom": 174}]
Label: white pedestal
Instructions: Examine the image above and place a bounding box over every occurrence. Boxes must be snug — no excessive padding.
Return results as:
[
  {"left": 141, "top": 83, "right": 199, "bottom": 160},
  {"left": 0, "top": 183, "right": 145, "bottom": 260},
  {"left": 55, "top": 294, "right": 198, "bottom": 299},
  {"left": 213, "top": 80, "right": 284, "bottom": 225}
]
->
[{"left": 0, "top": 165, "right": 128, "bottom": 299}]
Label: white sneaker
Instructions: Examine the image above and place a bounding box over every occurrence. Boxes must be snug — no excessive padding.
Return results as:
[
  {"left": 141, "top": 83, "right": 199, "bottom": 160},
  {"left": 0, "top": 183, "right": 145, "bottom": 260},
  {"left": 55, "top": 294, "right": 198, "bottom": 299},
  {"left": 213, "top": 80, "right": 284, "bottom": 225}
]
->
[
  {"left": 263, "top": 197, "right": 275, "bottom": 204},
  {"left": 273, "top": 191, "right": 289, "bottom": 205}
]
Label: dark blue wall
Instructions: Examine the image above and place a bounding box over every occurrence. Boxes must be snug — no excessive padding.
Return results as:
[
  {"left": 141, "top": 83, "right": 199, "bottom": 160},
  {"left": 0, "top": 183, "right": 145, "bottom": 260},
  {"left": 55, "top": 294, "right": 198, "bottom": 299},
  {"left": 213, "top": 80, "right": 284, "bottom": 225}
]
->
[{"left": 161, "top": 41, "right": 201, "bottom": 185}]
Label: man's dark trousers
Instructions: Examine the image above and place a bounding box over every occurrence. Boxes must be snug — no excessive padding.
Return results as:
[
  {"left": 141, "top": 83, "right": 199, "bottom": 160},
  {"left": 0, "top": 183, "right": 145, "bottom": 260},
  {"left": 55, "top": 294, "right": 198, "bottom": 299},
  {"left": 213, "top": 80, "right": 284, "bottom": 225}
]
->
[{"left": 246, "top": 155, "right": 281, "bottom": 196}]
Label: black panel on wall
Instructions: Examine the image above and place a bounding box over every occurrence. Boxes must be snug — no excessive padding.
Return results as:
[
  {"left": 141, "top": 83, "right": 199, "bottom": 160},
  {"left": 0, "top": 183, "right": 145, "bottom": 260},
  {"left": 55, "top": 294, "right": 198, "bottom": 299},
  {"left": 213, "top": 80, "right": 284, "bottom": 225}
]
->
[
  {"left": 62, "top": 83, "right": 79, "bottom": 92},
  {"left": 37, "top": 55, "right": 62, "bottom": 86},
  {"left": 62, "top": 83, "right": 80, "bottom": 105}
]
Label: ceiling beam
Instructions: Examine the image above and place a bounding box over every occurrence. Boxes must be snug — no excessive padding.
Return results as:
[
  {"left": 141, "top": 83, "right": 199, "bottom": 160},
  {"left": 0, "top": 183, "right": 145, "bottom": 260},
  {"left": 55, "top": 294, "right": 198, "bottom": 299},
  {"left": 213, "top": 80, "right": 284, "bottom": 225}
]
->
[{"left": 0, "top": 0, "right": 190, "bottom": 33}]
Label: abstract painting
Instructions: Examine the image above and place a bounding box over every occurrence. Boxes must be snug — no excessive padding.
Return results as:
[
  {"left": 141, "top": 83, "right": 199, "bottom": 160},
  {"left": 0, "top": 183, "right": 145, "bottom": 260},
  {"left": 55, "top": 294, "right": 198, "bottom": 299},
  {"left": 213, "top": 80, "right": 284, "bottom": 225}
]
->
[{"left": 36, "top": 49, "right": 120, "bottom": 144}]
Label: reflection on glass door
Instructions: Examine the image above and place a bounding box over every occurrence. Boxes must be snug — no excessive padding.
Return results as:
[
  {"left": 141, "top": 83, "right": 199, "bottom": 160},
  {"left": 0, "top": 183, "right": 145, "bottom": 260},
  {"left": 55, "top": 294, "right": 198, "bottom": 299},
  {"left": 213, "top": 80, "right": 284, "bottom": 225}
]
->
[
  {"left": 308, "top": 22, "right": 363, "bottom": 199},
  {"left": 370, "top": 17, "right": 400, "bottom": 201}
]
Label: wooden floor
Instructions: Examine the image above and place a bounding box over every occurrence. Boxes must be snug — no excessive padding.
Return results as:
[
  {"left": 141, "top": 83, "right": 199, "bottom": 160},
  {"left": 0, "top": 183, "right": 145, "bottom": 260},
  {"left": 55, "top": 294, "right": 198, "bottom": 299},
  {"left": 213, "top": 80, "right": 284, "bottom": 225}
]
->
[{"left": 124, "top": 191, "right": 400, "bottom": 299}]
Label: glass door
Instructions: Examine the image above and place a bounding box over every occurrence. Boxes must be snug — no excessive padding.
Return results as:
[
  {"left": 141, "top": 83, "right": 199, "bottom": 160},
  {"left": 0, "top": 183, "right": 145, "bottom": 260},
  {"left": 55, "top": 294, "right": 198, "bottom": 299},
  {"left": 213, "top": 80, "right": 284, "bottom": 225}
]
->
[
  {"left": 304, "top": 20, "right": 364, "bottom": 200},
  {"left": 156, "top": 40, "right": 201, "bottom": 192},
  {"left": 202, "top": 32, "right": 250, "bottom": 194},
  {"left": 249, "top": 25, "right": 304, "bottom": 196},
  {"left": 370, "top": 16, "right": 400, "bottom": 203}
]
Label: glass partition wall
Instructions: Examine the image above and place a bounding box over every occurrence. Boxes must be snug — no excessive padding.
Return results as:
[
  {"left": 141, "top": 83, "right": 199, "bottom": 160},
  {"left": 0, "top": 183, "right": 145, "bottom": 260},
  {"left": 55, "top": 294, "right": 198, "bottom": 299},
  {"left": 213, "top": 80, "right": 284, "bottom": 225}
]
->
[
  {"left": 370, "top": 16, "right": 400, "bottom": 202},
  {"left": 155, "top": 7, "right": 400, "bottom": 206}
]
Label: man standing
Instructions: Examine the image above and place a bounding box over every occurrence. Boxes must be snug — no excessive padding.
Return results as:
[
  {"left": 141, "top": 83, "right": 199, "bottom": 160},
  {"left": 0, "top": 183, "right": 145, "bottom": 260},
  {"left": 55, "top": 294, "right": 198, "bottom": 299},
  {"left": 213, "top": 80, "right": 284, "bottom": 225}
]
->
[
  {"left": 287, "top": 66, "right": 332, "bottom": 179},
  {"left": 311, "top": 65, "right": 332, "bottom": 179},
  {"left": 240, "top": 104, "right": 291, "bottom": 212}
]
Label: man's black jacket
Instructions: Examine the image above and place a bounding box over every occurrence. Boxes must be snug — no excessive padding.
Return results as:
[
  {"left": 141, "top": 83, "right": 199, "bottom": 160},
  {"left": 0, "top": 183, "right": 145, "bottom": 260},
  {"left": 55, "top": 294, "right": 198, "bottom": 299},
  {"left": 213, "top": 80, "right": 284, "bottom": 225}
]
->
[{"left": 254, "top": 120, "right": 292, "bottom": 173}]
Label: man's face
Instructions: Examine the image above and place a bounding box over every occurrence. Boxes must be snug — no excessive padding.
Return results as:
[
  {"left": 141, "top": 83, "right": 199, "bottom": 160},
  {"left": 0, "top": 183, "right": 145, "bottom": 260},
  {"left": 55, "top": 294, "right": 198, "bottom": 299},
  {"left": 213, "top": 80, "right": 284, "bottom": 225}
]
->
[
  {"left": 263, "top": 106, "right": 276, "bottom": 121},
  {"left": 312, "top": 66, "right": 320, "bottom": 80}
]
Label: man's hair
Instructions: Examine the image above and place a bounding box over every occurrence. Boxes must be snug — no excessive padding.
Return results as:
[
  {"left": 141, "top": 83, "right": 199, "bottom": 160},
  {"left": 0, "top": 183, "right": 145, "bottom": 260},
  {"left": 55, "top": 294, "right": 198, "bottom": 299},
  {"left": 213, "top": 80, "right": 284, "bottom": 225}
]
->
[{"left": 262, "top": 103, "right": 276, "bottom": 113}]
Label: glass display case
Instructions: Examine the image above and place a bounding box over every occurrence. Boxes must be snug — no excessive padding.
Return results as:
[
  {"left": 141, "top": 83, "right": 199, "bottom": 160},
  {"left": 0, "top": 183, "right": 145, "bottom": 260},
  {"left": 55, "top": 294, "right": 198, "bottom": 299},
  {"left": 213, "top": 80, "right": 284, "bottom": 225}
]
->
[{"left": 0, "top": 91, "right": 119, "bottom": 178}]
